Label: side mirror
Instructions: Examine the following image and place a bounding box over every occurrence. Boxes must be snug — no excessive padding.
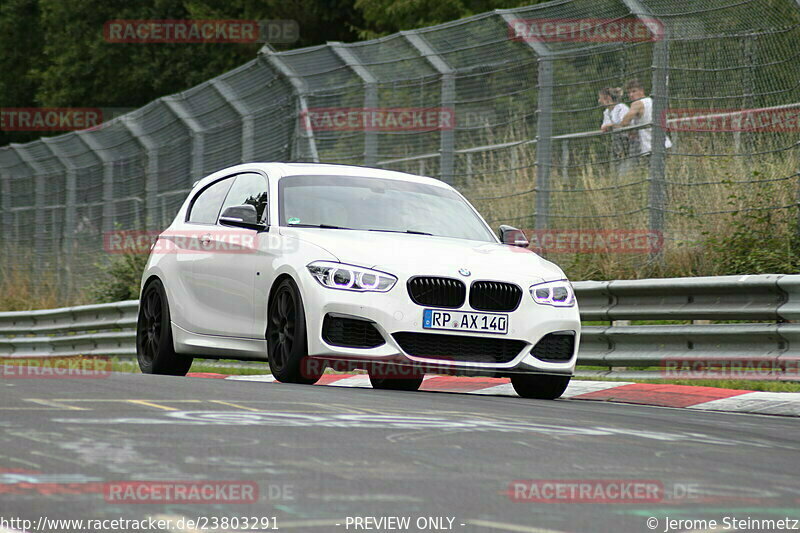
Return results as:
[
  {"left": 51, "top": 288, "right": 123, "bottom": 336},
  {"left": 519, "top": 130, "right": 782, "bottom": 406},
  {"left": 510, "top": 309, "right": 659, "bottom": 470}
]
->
[
  {"left": 219, "top": 205, "right": 266, "bottom": 231},
  {"left": 499, "top": 225, "right": 529, "bottom": 248}
]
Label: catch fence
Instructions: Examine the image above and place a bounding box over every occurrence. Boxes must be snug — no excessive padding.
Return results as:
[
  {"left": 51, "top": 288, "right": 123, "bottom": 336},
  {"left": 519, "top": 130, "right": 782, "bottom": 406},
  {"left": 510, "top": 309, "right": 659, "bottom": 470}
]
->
[{"left": 1, "top": 0, "right": 799, "bottom": 298}]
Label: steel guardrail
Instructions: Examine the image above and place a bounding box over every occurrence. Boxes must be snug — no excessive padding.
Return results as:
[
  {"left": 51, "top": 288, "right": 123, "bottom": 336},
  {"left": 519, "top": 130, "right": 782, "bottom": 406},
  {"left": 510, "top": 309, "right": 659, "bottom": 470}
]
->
[{"left": 2, "top": 275, "right": 799, "bottom": 380}]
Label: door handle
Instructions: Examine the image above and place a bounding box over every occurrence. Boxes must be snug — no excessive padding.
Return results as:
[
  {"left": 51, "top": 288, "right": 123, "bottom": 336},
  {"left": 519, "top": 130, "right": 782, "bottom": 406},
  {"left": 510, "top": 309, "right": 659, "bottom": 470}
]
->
[{"left": 200, "top": 233, "right": 212, "bottom": 246}]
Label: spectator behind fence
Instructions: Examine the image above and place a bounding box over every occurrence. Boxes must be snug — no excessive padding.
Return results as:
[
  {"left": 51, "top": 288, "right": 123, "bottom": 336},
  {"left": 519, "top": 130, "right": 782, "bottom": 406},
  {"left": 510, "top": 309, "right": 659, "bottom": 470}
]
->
[
  {"left": 599, "top": 87, "right": 629, "bottom": 132},
  {"left": 598, "top": 87, "right": 631, "bottom": 161},
  {"left": 611, "top": 79, "right": 672, "bottom": 155}
]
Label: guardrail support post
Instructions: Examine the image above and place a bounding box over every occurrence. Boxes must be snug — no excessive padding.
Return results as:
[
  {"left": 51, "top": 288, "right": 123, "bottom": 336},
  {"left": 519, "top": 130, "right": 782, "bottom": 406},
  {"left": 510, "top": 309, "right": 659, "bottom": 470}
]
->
[{"left": 402, "top": 31, "right": 456, "bottom": 184}]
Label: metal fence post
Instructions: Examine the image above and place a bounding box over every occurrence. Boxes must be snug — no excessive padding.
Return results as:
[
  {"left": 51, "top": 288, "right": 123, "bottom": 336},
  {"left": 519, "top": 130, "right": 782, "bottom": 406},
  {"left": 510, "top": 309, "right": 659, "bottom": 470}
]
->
[
  {"left": 163, "top": 97, "right": 205, "bottom": 184},
  {"left": 535, "top": 57, "right": 554, "bottom": 230},
  {"left": 499, "top": 12, "right": 553, "bottom": 229},
  {"left": 402, "top": 31, "right": 456, "bottom": 184},
  {"left": 260, "top": 47, "right": 320, "bottom": 163},
  {"left": 120, "top": 116, "right": 160, "bottom": 229},
  {"left": 9, "top": 145, "right": 49, "bottom": 277},
  {"left": 0, "top": 172, "right": 10, "bottom": 250},
  {"left": 648, "top": 32, "right": 669, "bottom": 261},
  {"left": 76, "top": 132, "right": 116, "bottom": 233},
  {"left": 211, "top": 78, "right": 254, "bottom": 162},
  {"left": 329, "top": 43, "right": 379, "bottom": 167},
  {"left": 622, "top": 0, "right": 668, "bottom": 261},
  {"left": 40, "top": 140, "right": 84, "bottom": 300}
]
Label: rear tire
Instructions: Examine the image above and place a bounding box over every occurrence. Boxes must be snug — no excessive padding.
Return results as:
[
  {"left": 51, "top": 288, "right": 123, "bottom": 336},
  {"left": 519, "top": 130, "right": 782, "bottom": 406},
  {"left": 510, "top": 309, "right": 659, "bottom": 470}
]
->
[
  {"left": 136, "top": 279, "right": 193, "bottom": 376},
  {"left": 510, "top": 374, "right": 571, "bottom": 399},
  {"left": 267, "top": 278, "right": 323, "bottom": 384}
]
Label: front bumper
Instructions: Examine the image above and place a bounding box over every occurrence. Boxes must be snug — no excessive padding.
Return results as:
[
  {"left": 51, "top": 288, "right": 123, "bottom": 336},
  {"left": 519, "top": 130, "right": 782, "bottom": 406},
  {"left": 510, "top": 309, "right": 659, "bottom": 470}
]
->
[{"left": 300, "top": 271, "right": 580, "bottom": 377}]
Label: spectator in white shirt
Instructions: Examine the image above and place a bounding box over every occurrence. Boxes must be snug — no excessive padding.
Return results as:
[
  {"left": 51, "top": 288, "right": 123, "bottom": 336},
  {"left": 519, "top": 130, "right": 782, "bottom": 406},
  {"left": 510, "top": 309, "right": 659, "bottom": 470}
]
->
[
  {"left": 598, "top": 87, "right": 632, "bottom": 160},
  {"left": 599, "top": 87, "right": 629, "bottom": 131},
  {"left": 612, "top": 78, "right": 672, "bottom": 155}
]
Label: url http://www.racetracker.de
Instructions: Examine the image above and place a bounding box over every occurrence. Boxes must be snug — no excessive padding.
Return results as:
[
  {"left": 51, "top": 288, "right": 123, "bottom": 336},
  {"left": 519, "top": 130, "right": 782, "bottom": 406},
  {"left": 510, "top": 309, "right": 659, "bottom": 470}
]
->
[{"left": 0, "top": 516, "right": 280, "bottom": 531}]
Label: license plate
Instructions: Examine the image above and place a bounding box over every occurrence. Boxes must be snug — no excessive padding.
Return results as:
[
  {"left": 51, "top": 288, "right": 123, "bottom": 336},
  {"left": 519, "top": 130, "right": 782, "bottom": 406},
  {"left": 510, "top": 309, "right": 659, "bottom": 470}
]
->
[{"left": 422, "top": 309, "right": 508, "bottom": 335}]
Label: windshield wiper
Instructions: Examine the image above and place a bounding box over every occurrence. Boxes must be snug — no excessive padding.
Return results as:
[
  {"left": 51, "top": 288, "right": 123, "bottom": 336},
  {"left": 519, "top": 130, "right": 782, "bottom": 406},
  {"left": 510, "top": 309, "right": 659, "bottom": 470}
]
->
[
  {"left": 368, "top": 229, "right": 433, "bottom": 236},
  {"left": 288, "top": 223, "right": 352, "bottom": 230}
]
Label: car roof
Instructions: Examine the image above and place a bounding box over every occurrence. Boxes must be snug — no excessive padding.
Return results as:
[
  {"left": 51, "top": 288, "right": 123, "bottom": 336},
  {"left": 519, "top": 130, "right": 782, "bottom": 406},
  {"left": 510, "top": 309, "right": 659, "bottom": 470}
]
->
[{"left": 192, "top": 162, "right": 451, "bottom": 191}]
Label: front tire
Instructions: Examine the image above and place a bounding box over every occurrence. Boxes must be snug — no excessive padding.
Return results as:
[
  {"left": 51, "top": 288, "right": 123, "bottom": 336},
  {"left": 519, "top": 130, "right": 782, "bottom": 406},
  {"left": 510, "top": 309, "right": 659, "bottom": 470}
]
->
[
  {"left": 136, "top": 279, "right": 193, "bottom": 376},
  {"left": 267, "top": 278, "right": 323, "bottom": 384},
  {"left": 510, "top": 374, "right": 571, "bottom": 399},
  {"left": 368, "top": 364, "right": 424, "bottom": 391}
]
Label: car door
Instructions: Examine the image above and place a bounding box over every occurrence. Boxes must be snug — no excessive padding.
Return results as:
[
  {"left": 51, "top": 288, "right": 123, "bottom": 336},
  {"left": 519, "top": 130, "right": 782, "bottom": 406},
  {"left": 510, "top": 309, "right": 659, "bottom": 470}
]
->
[
  {"left": 190, "top": 172, "right": 269, "bottom": 338},
  {"left": 170, "top": 176, "right": 234, "bottom": 334}
]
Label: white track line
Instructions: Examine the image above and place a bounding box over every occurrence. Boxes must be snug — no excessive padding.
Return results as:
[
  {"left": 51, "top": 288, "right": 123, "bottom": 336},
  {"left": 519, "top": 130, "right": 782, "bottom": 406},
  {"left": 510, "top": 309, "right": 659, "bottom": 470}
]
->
[{"left": 224, "top": 374, "right": 276, "bottom": 382}]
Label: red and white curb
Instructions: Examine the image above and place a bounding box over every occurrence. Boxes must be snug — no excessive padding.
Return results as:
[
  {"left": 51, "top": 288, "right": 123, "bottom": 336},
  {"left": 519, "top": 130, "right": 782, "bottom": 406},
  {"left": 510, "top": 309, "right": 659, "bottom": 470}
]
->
[{"left": 187, "top": 372, "right": 800, "bottom": 417}]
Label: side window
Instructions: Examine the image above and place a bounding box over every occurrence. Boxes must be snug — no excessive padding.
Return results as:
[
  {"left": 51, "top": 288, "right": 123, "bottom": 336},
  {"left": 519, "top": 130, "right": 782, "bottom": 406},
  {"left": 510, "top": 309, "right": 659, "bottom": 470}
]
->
[
  {"left": 188, "top": 178, "right": 233, "bottom": 224},
  {"left": 219, "top": 173, "right": 269, "bottom": 223}
]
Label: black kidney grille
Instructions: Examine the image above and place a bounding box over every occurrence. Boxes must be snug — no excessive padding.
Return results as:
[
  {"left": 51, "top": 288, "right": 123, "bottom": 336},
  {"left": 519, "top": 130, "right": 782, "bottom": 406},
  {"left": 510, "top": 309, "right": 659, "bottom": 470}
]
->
[
  {"left": 407, "top": 277, "right": 466, "bottom": 308},
  {"left": 531, "top": 332, "right": 575, "bottom": 362},
  {"left": 469, "top": 281, "right": 523, "bottom": 312},
  {"left": 322, "top": 315, "right": 385, "bottom": 349},
  {"left": 392, "top": 332, "right": 526, "bottom": 364}
]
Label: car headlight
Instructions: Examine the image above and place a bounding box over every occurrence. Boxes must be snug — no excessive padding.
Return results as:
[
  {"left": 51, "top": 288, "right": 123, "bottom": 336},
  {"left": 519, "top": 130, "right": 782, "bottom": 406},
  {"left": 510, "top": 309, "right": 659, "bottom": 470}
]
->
[
  {"left": 307, "top": 261, "right": 396, "bottom": 292},
  {"left": 530, "top": 280, "right": 575, "bottom": 307}
]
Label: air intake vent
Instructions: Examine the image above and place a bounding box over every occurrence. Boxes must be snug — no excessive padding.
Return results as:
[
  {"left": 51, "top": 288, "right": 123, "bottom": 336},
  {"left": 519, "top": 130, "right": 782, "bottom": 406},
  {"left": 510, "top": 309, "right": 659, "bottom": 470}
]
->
[
  {"left": 469, "top": 281, "right": 523, "bottom": 312},
  {"left": 531, "top": 331, "right": 575, "bottom": 362},
  {"left": 407, "top": 277, "right": 466, "bottom": 308},
  {"left": 392, "top": 332, "right": 526, "bottom": 364},
  {"left": 322, "top": 315, "right": 385, "bottom": 349}
]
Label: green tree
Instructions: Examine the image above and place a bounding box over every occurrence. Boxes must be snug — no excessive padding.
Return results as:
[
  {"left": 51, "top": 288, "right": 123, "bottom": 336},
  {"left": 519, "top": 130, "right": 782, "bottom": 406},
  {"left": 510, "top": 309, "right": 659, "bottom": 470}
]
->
[
  {"left": 353, "top": 0, "right": 544, "bottom": 38},
  {"left": 1, "top": 0, "right": 364, "bottom": 146},
  {"left": 0, "top": 0, "right": 45, "bottom": 146}
]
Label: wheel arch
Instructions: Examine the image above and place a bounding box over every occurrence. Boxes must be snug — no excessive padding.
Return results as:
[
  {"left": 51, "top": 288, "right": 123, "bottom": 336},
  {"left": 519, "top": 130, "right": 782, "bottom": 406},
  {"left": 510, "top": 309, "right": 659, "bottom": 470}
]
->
[
  {"left": 265, "top": 273, "right": 299, "bottom": 338},
  {"left": 140, "top": 274, "right": 162, "bottom": 299}
]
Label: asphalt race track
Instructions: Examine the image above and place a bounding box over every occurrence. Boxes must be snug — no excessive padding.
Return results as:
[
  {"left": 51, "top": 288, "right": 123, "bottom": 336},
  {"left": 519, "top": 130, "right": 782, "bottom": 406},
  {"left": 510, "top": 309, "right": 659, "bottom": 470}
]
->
[{"left": 2, "top": 373, "right": 800, "bottom": 533}]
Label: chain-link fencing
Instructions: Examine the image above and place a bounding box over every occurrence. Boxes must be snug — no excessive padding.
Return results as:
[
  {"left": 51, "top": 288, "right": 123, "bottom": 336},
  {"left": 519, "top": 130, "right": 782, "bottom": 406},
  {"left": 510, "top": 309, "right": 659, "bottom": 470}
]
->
[{"left": 1, "top": 0, "right": 799, "bottom": 300}]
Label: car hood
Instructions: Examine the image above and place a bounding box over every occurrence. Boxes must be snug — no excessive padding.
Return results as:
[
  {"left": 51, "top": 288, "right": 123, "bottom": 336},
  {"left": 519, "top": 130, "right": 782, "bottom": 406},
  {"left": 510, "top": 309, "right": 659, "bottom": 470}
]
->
[{"left": 280, "top": 228, "right": 566, "bottom": 283}]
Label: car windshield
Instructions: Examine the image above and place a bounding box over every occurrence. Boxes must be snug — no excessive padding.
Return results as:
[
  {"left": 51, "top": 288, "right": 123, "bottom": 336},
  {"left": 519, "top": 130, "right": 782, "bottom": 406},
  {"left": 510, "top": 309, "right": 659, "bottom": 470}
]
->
[{"left": 279, "top": 174, "right": 496, "bottom": 242}]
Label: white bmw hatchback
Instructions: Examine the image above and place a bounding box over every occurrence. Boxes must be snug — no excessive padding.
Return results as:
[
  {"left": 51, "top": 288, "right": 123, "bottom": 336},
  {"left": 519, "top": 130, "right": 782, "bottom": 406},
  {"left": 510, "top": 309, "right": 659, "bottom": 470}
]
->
[{"left": 137, "top": 163, "right": 580, "bottom": 399}]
